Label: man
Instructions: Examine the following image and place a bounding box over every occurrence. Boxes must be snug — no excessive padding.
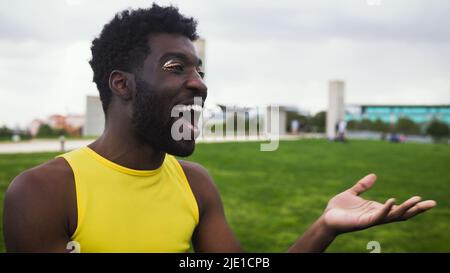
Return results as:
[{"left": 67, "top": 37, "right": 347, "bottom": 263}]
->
[
  {"left": 337, "top": 120, "right": 347, "bottom": 142},
  {"left": 3, "top": 4, "right": 436, "bottom": 253}
]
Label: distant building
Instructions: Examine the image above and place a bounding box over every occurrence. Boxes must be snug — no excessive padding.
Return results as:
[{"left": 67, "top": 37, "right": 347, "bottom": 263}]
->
[
  {"left": 47, "top": 114, "right": 66, "bottom": 129},
  {"left": 326, "top": 80, "right": 345, "bottom": 139},
  {"left": 65, "top": 114, "right": 85, "bottom": 136},
  {"left": 28, "top": 114, "right": 84, "bottom": 137},
  {"left": 194, "top": 38, "right": 206, "bottom": 74},
  {"left": 83, "top": 95, "right": 105, "bottom": 137},
  {"left": 345, "top": 104, "right": 450, "bottom": 125}
]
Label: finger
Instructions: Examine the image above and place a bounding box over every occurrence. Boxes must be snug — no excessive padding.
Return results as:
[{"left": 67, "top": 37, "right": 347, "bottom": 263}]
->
[
  {"left": 348, "top": 173, "right": 377, "bottom": 196},
  {"left": 386, "top": 196, "right": 422, "bottom": 222},
  {"left": 401, "top": 200, "right": 437, "bottom": 220},
  {"left": 371, "top": 198, "right": 396, "bottom": 225}
]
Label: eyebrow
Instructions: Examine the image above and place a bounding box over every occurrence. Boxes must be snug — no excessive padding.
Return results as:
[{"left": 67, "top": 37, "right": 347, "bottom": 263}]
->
[{"left": 160, "top": 52, "right": 202, "bottom": 67}]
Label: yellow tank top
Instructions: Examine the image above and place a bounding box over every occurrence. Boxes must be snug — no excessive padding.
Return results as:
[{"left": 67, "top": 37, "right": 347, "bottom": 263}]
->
[{"left": 57, "top": 146, "right": 199, "bottom": 253}]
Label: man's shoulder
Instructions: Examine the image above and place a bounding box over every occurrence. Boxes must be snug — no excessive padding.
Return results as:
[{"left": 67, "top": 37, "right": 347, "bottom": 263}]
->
[
  {"left": 178, "top": 160, "right": 211, "bottom": 181},
  {"left": 177, "top": 160, "right": 218, "bottom": 191},
  {"left": 177, "top": 160, "right": 221, "bottom": 214},
  {"left": 4, "top": 157, "right": 78, "bottom": 249},
  {"left": 6, "top": 157, "right": 74, "bottom": 203}
]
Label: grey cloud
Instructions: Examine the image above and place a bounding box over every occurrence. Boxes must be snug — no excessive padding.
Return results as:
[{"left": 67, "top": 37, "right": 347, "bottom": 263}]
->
[
  {"left": 2, "top": 0, "right": 450, "bottom": 44},
  {"left": 195, "top": 0, "right": 450, "bottom": 44}
]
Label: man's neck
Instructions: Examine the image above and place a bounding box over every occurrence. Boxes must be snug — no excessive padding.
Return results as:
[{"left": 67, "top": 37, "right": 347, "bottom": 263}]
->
[{"left": 88, "top": 120, "right": 165, "bottom": 171}]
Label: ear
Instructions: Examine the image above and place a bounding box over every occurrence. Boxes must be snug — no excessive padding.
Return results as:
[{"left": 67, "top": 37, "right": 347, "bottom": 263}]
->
[{"left": 108, "top": 70, "right": 134, "bottom": 101}]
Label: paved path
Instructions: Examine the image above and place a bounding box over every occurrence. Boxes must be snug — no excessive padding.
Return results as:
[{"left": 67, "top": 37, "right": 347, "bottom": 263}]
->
[
  {"left": 0, "top": 135, "right": 310, "bottom": 154},
  {"left": 0, "top": 139, "right": 93, "bottom": 154}
]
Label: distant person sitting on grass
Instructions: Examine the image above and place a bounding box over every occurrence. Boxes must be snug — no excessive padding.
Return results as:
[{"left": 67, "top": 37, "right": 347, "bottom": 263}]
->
[{"left": 3, "top": 4, "right": 436, "bottom": 253}]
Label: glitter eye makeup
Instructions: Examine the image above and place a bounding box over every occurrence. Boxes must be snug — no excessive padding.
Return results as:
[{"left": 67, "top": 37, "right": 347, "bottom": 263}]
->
[
  {"left": 162, "top": 60, "right": 183, "bottom": 71},
  {"left": 162, "top": 59, "right": 204, "bottom": 78}
]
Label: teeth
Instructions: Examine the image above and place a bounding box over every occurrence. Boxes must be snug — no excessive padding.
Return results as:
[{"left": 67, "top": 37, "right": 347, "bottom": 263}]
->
[
  {"left": 191, "top": 105, "right": 203, "bottom": 112},
  {"left": 175, "top": 104, "right": 203, "bottom": 112}
]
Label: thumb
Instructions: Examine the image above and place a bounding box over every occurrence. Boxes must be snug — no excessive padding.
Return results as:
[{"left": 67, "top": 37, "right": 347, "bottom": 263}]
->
[{"left": 348, "top": 173, "right": 377, "bottom": 196}]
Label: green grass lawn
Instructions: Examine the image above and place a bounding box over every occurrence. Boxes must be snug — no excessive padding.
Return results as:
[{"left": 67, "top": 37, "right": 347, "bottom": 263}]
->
[{"left": 0, "top": 139, "right": 449, "bottom": 252}]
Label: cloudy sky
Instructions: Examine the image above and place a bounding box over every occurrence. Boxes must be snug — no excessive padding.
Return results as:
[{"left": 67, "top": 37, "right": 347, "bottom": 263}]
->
[{"left": 1, "top": 0, "right": 449, "bottom": 128}]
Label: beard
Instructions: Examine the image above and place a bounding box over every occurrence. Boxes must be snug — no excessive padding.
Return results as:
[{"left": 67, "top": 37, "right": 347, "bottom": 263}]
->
[{"left": 131, "top": 78, "right": 196, "bottom": 157}]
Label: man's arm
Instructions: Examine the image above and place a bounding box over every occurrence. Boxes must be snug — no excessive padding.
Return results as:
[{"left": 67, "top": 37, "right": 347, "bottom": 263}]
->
[
  {"left": 180, "top": 161, "right": 243, "bottom": 253},
  {"left": 182, "top": 160, "right": 336, "bottom": 253},
  {"left": 3, "top": 159, "right": 76, "bottom": 252},
  {"left": 286, "top": 215, "right": 336, "bottom": 253}
]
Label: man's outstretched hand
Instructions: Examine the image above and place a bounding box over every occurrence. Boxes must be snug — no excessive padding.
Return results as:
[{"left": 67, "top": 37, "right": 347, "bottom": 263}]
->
[{"left": 323, "top": 174, "right": 437, "bottom": 234}]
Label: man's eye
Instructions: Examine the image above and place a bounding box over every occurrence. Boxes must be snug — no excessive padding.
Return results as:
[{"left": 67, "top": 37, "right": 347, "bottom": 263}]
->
[{"left": 162, "top": 61, "right": 184, "bottom": 72}]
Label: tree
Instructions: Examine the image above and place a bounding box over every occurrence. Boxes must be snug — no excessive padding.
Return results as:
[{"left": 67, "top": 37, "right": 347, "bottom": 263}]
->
[
  {"left": 0, "top": 125, "right": 13, "bottom": 140},
  {"left": 426, "top": 119, "right": 449, "bottom": 142},
  {"left": 358, "top": 119, "right": 373, "bottom": 131},
  {"left": 286, "top": 112, "right": 312, "bottom": 132},
  {"left": 36, "top": 124, "right": 54, "bottom": 138},
  {"left": 36, "top": 124, "right": 67, "bottom": 138},
  {"left": 346, "top": 120, "right": 358, "bottom": 131},
  {"left": 311, "top": 111, "right": 326, "bottom": 132},
  {"left": 395, "top": 117, "right": 421, "bottom": 135},
  {"left": 372, "top": 119, "right": 390, "bottom": 133}
]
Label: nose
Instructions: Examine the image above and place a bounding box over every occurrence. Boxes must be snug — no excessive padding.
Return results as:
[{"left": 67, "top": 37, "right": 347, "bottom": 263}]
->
[{"left": 185, "top": 71, "right": 208, "bottom": 100}]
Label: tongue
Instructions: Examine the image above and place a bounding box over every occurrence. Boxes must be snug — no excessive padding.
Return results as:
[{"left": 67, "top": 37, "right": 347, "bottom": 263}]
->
[{"left": 180, "top": 118, "right": 194, "bottom": 130}]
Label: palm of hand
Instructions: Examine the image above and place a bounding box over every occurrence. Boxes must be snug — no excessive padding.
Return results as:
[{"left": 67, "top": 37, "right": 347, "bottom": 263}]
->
[
  {"left": 322, "top": 174, "right": 436, "bottom": 234},
  {"left": 324, "top": 191, "right": 389, "bottom": 232}
]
